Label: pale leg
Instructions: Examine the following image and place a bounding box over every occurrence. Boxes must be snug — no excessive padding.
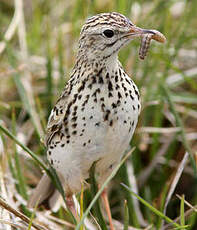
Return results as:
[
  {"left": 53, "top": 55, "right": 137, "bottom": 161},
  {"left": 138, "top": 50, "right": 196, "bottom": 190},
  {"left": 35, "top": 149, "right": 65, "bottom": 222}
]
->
[{"left": 101, "top": 188, "right": 115, "bottom": 230}]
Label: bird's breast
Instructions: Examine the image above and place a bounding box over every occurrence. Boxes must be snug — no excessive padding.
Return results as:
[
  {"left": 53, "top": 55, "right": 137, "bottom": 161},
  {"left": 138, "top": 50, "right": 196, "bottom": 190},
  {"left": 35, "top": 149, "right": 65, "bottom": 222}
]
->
[{"left": 46, "top": 67, "right": 141, "bottom": 194}]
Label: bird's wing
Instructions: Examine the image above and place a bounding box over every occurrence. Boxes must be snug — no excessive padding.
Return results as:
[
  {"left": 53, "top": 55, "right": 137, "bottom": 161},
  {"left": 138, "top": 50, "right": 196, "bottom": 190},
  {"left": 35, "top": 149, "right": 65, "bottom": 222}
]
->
[{"left": 45, "top": 82, "right": 71, "bottom": 146}]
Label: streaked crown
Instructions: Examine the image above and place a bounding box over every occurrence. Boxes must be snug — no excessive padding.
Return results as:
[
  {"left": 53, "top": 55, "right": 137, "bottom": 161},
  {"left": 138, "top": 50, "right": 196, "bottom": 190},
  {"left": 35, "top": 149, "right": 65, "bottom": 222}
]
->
[
  {"left": 78, "top": 12, "right": 136, "bottom": 60},
  {"left": 81, "top": 12, "right": 134, "bottom": 33}
]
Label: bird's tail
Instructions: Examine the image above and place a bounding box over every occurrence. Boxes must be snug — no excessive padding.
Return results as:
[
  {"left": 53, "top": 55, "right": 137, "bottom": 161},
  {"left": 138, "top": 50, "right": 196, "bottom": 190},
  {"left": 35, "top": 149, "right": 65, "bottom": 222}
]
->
[{"left": 28, "top": 173, "right": 62, "bottom": 211}]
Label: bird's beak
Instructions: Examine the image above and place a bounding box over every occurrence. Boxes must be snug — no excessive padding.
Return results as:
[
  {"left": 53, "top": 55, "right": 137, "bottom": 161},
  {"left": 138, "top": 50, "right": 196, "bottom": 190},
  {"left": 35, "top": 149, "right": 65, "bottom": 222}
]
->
[
  {"left": 129, "top": 26, "right": 155, "bottom": 36},
  {"left": 128, "top": 26, "right": 166, "bottom": 43}
]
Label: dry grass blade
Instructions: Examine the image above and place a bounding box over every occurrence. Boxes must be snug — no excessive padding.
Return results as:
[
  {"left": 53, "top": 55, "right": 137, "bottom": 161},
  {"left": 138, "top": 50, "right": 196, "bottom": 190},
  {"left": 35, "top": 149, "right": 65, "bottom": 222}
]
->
[
  {"left": 166, "top": 67, "right": 197, "bottom": 86},
  {"left": 176, "top": 194, "right": 197, "bottom": 212},
  {"left": 0, "top": 197, "right": 47, "bottom": 230},
  {"left": 0, "top": 219, "right": 27, "bottom": 230},
  {"left": 175, "top": 105, "right": 197, "bottom": 119},
  {"left": 161, "top": 152, "right": 189, "bottom": 228},
  {"left": 43, "top": 212, "right": 75, "bottom": 228},
  {"left": 34, "top": 212, "right": 65, "bottom": 230},
  {"left": 163, "top": 152, "right": 189, "bottom": 215},
  {"left": 137, "top": 127, "right": 181, "bottom": 134},
  {"left": 0, "top": 0, "right": 20, "bottom": 54},
  {"left": 126, "top": 162, "right": 147, "bottom": 226}
]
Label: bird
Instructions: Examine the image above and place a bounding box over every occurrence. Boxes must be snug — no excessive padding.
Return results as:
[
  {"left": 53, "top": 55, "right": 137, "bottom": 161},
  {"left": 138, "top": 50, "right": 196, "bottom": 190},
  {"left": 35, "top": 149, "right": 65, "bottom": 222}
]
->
[{"left": 28, "top": 12, "right": 165, "bottom": 229}]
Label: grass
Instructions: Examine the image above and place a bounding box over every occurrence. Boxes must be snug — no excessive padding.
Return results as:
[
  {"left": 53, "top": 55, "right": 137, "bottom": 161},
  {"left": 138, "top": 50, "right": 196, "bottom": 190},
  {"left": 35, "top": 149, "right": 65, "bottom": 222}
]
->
[{"left": 0, "top": 0, "right": 197, "bottom": 229}]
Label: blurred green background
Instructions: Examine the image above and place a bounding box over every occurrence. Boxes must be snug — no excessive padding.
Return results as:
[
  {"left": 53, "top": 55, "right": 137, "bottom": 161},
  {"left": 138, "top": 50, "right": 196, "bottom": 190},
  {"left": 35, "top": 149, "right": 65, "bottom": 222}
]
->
[{"left": 0, "top": 0, "right": 197, "bottom": 229}]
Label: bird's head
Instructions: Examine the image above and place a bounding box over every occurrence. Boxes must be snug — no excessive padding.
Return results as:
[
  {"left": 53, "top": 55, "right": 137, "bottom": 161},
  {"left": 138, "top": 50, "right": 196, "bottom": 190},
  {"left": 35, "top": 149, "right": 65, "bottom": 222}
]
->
[{"left": 78, "top": 12, "right": 165, "bottom": 62}]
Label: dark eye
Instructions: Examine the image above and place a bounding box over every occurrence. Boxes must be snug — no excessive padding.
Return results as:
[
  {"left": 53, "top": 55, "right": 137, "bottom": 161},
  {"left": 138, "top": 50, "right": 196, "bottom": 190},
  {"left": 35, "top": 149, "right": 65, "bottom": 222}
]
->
[{"left": 103, "top": 29, "right": 114, "bottom": 38}]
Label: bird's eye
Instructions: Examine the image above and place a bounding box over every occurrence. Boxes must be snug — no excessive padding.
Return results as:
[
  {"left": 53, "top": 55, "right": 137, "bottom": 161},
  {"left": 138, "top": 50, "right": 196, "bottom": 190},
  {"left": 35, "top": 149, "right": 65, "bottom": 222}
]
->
[{"left": 103, "top": 29, "right": 114, "bottom": 38}]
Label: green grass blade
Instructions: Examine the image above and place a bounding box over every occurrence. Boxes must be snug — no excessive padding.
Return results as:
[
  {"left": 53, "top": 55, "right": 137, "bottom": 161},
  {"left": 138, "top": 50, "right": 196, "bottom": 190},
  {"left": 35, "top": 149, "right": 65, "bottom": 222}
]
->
[
  {"left": 13, "top": 73, "right": 42, "bottom": 138},
  {"left": 46, "top": 50, "right": 53, "bottom": 117},
  {"left": 180, "top": 195, "right": 185, "bottom": 227},
  {"left": 27, "top": 198, "right": 39, "bottom": 230},
  {"left": 57, "top": 30, "right": 65, "bottom": 91},
  {"left": 121, "top": 183, "right": 185, "bottom": 229},
  {"left": 0, "top": 123, "right": 47, "bottom": 171},
  {"left": 80, "top": 183, "right": 84, "bottom": 230},
  {"left": 124, "top": 200, "right": 129, "bottom": 230},
  {"left": 11, "top": 109, "right": 28, "bottom": 200},
  {"left": 89, "top": 162, "right": 107, "bottom": 230}
]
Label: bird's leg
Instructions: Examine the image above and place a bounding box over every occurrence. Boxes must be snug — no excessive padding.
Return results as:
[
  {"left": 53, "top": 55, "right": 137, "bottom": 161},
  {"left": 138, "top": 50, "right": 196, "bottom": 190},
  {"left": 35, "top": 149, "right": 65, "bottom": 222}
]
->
[
  {"left": 66, "top": 196, "right": 79, "bottom": 221},
  {"left": 101, "top": 188, "right": 115, "bottom": 230}
]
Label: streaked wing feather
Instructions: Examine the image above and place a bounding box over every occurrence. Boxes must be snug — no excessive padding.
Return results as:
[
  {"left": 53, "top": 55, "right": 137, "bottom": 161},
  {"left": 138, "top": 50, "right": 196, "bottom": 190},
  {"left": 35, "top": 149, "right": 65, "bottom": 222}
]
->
[{"left": 45, "top": 83, "right": 71, "bottom": 146}]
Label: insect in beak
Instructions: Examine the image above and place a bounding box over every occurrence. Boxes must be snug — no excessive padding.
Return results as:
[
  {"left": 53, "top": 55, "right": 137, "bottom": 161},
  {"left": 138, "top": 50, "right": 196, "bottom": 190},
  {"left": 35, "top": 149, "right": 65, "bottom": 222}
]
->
[
  {"left": 128, "top": 25, "right": 166, "bottom": 60},
  {"left": 128, "top": 26, "right": 166, "bottom": 43}
]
